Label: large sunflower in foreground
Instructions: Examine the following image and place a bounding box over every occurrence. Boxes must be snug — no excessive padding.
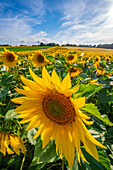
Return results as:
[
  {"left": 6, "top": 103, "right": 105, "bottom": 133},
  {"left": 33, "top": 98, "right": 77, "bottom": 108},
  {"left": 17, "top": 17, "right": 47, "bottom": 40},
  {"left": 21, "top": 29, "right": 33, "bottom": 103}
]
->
[
  {"left": 31, "top": 50, "right": 49, "bottom": 67},
  {"left": 12, "top": 67, "right": 106, "bottom": 168},
  {"left": 0, "top": 132, "right": 26, "bottom": 156},
  {"left": 0, "top": 48, "right": 18, "bottom": 68}
]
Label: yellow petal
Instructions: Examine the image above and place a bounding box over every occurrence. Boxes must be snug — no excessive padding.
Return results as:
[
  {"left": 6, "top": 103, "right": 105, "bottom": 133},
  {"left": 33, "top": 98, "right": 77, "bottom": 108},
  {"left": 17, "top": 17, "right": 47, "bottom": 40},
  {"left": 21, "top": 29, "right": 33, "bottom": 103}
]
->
[
  {"left": 29, "top": 67, "right": 46, "bottom": 90},
  {"left": 84, "top": 136, "right": 99, "bottom": 161},
  {"left": 11, "top": 97, "right": 29, "bottom": 104},
  {"left": 72, "top": 97, "right": 85, "bottom": 108},
  {"left": 21, "top": 75, "right": 41, "bottom": 91},
  {"left": 19, "top": 114, "right": 37, "bottom": 124},
  {"left": 42, "top": 67, "right": 54, "bottom": 89},
  {"left": 7, "top": 147, "right": 14, "bottom": 154},
  {"left": 61, "top": 73, "right": 71, "bottom": 91},
  {"left": 70, "top": 85, "right": 80, "bottom": 95},
  {"left": 33, "top": 117, "right": 50, "bottom": 139},
  {"left": 10, "top": 135, "right": 20, "bottom": 155},
  {"left": 15, "top": 88, "right": 43, "bottom": 98},
  {"left": 15, "top": 101, "right": 42, "bottom": 113},
  {"left": 5, "top": 134, "right": 14, "bottom": 155},
  {"left": 42, "top": 122, "right": 54, "bottom": 149},
  {"left": 64, "top": 125, "right": 75, "bottom": 168},
  {"left": 42, "top": 67, "right": 51, "bottom": 83},
  {"left": 78, "top": 117, "right": 107, "bottom": 149},
  {"left": 1, "top": 133, "right": 6, "bottom": 156},
  {"left": 26, "top": 113, "right": 45, "bottom": 131},
  {"left": 82, "top": 118, "right": 94, "bottom": 125},
  {"left": 78, "top": 110, "right": 90, "bottom": 119},
  {"left": 54, "top": 125, "right": 62, "bottom": 155},
  {"left": 52, "top": 69, "right": 61, "bottom": 87}
]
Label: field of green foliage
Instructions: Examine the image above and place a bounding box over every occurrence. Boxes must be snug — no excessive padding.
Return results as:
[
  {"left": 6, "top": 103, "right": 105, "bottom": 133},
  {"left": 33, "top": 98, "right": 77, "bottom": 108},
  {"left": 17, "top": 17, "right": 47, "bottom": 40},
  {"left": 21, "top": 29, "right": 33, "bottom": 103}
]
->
[{"left": 0, "top": 46, "right": 113, "bottom": 170}]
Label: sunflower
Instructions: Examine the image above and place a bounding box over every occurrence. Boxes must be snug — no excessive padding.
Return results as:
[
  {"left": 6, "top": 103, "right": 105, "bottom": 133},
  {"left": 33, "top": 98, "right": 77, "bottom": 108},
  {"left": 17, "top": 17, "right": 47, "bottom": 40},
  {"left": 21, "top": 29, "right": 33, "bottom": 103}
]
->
[
  {"left": 31, "top": 50, "right": 49, "bottom": 67},
  {"left": 69, "top": 67, "right": 82, "bottom": 77},
  {"left": 96, "top": 67, "right": 105, "bottom": 75},
  {"left": 0, "top": 48, "right": 18, "bottom": 68},
  {"left": 12, "top": 67, "right": 106, "bottom": 168},
  {"left": 94, "top": 55, "right": 100, "bottom": 63},
  {"left": 0, "top": 132, "right": 26, "bottom": 156},
  {"left": 93, "top": 62, "right": 100, "bottom": 69},
  {"left": 66, "top": 53, "right": 77, "bottom": 63},
  {"left": 105, "top": 57, "right": 111, "bottom": 63}
]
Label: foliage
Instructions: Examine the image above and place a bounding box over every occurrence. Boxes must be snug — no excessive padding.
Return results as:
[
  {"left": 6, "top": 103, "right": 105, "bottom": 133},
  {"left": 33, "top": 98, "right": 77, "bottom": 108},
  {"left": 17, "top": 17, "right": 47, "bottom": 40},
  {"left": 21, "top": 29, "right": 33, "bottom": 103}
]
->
[{"left": 0, "top": 46, "right": 113, "bottom": 169}]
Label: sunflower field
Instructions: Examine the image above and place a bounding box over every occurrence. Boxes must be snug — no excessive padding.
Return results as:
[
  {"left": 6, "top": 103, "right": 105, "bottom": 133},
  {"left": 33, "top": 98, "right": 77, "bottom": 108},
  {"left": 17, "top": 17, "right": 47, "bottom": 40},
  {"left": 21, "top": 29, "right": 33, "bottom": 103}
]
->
[{"left": 0, "top": 46, "right": 113, "bottom": 170}]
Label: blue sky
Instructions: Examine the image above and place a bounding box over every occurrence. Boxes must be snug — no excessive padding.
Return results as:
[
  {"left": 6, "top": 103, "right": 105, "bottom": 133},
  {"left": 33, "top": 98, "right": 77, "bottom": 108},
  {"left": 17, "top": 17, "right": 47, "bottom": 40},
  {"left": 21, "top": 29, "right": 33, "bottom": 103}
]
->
[{"left": 0, "top": 0, "right": 113, "bottom": 45}]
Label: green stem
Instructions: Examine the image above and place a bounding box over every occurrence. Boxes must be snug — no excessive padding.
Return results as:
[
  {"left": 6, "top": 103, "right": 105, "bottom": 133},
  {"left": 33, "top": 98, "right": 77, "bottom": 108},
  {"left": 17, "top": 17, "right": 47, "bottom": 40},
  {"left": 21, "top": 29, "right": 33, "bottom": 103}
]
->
[
  {"left": 62, "top": 159, "right": 64, "bottom": 170},
  {"left": 20, "top": 153, "right": 26, "bottom": 170},
  {"left": 47, "top": 163, "right": 61, "bottom": 170},
  {"left": 5, "top": 100, "right": 11, "bottom": 112},
  {"left": 0, "top": 115, "right": 5, "bottom": 118}
]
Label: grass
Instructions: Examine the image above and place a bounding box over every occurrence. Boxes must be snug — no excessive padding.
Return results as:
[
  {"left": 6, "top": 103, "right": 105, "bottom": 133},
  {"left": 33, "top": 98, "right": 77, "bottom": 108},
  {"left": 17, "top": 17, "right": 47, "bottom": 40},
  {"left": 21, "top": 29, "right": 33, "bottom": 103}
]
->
[{"left": 0, "top": 46, "right": 50, "bottom": 52}]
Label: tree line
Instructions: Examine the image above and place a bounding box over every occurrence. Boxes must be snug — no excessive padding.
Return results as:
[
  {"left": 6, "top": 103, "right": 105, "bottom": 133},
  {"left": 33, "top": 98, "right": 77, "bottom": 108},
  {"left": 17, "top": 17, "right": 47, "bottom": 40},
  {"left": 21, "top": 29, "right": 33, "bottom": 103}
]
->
[{"left": 0, "top": 42, "right": 113, "bottom": 49}]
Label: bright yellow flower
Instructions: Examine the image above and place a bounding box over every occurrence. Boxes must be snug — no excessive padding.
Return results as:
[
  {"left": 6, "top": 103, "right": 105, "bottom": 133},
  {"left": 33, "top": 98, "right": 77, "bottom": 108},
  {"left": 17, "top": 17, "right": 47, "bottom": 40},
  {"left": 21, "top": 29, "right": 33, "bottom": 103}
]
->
[
  {"left": 96, "top": 68, "right": 105, "bottom": 75},
  {"left": 94, "top": 56, "right": 101, "bottom": 63},
  {"left": 105, "top": 57, "right": 111, "bottom": 63},
  {"left": 0, "top": 132, "right": 26, "bottom": 156},
  {"left": 12, "top": 68, "right": 106, "bottom": 168},
  {"left": 93, "top": 62, "right": 100, "bottom": 69},
  {"left": 69, "top": 67, "right": 82, "bottom": 77},
  {"left": 31, "top": 50, "right": 49, "bottom": 67},
  {"left": 0, "top": 48, "right": 18, "bottom": 68},
  {"left": 66, "top": 53, "right": 77, "bottom": 63}
]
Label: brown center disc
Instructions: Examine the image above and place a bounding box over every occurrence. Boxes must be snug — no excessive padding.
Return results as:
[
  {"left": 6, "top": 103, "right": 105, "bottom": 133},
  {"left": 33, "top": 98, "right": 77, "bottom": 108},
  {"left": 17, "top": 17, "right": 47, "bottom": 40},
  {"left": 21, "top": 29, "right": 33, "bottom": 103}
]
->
[{"left": 42, "top": 92, "right": 75, "bottom": 125}]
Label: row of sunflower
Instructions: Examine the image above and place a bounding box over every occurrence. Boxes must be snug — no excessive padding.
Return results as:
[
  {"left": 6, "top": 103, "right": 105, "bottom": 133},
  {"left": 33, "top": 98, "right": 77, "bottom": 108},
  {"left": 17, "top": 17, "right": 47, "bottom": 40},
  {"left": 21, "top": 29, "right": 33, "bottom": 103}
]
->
[{"left": 0, "top": 47, "right": 113, "bottom": 170}]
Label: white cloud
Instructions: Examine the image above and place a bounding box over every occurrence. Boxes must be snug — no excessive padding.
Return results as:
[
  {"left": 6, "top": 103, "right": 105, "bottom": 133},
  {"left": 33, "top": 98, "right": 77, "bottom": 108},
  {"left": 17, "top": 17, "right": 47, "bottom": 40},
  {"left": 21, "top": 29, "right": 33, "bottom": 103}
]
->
[
  {"left": 0, "top": 0, "right": 113, "bottom": 45},
  {"left": 52, "top": 0, "right": 113, "bottom": 44},
  {"left": 19, "top": 0, "right": 45, "bottom": 16},
  {"left": 0, "top": 16, "right": 51, "bottom": 45},
  {"left": 0, "top": 0, "right": 49, "bottom": 45}
]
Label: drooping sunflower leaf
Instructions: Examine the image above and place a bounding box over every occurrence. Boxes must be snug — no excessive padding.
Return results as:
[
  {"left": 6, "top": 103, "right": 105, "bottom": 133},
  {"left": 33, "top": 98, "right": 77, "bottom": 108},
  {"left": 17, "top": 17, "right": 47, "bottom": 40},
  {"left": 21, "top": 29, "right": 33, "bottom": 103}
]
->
[{"left": 81, "top": 104, "right": 113, "bottom": 126}]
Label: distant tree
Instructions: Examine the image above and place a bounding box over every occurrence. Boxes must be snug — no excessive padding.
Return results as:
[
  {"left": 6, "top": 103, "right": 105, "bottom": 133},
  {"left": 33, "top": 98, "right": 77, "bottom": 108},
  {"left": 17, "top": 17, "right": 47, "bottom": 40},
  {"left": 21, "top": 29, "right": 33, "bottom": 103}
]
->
[{"left": 40, "top": 42, "right": 45, "bottom": 46}]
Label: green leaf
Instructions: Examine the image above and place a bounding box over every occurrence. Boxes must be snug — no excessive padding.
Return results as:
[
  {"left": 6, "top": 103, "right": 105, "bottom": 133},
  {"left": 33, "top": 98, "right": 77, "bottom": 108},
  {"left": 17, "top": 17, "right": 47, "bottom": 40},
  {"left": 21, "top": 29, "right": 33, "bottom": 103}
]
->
[
  {"left": 97, "top": 90, "right": 113, "bottom": 103},
  {"left": 105, "top": 127, "right": 113, "bottom": 144},
  {"left": 99, "top": 76, "right": 110, "bottom": 88},
  {"left": 98, "top": 150, "right": 111, "bottom": 170},
  {"left": 5, "top": 109, "right": 18, "bottom": 119},
  {"left": 30, "top": 138, "right": 58, "bottom": 167},
  {"left": 0, "top": 87, "right": 9, "bottom": 98},
  {"left": 77, "top": 84, "right": 104, "bottom": 100},
  {"left": 77, "top": 73, "right": 89, "bottom": 80},
  {"left": 81, "top": 104, "right": 113, "bottom": 126},
  {"left": 2, "top": 75, "right": 13, "bottom": 84},
  {"left": 81, "top": 148, "right": 106, "bottom": 170}
]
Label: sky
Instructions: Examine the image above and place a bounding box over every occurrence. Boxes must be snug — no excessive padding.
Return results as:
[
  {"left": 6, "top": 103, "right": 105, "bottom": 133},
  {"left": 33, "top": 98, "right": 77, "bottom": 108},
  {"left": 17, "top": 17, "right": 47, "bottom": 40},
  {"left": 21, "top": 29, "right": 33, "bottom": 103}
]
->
[{"left": 0, "top": 0, "right": 113, "bottom": 45}]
